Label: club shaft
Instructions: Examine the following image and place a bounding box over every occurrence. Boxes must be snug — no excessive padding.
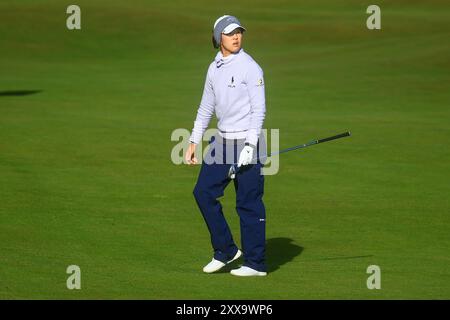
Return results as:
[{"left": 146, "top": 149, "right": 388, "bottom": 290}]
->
[
  {"left": 254, "top": 131, "right": 351, "bottom": 163},
  {"left": 228, "top": 131, "right": 351, "bottom": 177},
  {"left": 317, "top": 131, "right": 351, "bottom": 144}
]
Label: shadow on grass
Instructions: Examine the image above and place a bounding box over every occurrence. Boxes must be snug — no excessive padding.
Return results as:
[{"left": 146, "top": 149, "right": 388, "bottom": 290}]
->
[
  {"left": 217, "top": 237, "right": 303, "bottom": 274},
  {"left": 302, "top": 255, "right": 374, "bottom": 262},
  {"left": 0, "top": 90, "right": 42, "bottom": 96},
  {"left": 266, "top": 237, "right": 303, "bottom": 273}
]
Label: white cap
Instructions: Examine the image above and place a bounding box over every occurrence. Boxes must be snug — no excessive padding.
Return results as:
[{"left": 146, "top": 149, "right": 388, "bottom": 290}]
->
[
  {"left": 213, "top": 15, "right": 246, "bottom": 34},
  {"left": 214, "top": 15, "right": 231, "bottom": 29},
  {"left": 223, "top": 23, "right": 244, "bottom": 34},
  {"left": 212, "top": 15, "right": 246, "bottom": 48}
]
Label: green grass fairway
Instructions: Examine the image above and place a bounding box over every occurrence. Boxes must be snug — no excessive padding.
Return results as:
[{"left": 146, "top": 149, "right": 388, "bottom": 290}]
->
[{"left": 1, "top": 0, "right": 449, "bottom": 299}]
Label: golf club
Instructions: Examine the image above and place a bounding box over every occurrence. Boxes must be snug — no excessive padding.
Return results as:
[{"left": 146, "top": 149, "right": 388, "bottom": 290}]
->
[{"left": 228, "top": 131, "right": 351, "bottom": 178}]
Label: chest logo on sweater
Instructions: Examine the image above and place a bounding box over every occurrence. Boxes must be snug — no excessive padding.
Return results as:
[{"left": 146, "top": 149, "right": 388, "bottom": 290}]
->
[{"left": 228, "top": 76, "right": 236, "bottom": 88}]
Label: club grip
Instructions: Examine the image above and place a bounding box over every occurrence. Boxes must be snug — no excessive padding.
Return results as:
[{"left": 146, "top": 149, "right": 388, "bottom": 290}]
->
[{"left": 317, "top": 131, "right": 351, "bottom": 144}]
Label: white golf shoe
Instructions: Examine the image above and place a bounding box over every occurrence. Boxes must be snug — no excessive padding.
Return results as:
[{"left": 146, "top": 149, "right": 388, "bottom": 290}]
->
[
  {"left": 230, "top": 266, "right": 267, "bottom": 277},
  {"left": 203, "top": 249, "right": 242, "bottom": 273}
]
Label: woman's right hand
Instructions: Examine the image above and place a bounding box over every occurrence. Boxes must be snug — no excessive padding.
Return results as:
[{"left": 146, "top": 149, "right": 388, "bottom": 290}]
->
[{"left": 185, "top": 143, "right": 198, "bottom": 165}]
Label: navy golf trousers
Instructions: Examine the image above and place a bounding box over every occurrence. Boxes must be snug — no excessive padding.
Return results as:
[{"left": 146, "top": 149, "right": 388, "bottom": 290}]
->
[{"left": 193, "top": 136, "right": 266, "bottom": 272}]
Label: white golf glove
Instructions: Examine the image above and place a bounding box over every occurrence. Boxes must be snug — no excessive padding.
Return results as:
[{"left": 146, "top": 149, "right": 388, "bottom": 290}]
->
[{"left": 238, "top": 145, "right": 254, "bottom": 168}]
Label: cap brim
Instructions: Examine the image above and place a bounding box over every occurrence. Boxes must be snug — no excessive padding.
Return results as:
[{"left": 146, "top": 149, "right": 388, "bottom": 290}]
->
[{"left": 223, "top": 23, "right": 246, "bottom": 34}]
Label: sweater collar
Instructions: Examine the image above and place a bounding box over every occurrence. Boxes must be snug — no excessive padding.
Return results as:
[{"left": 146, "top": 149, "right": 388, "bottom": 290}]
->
[{"left": 215, "top": 48, "right": 243, "bottom": 68}]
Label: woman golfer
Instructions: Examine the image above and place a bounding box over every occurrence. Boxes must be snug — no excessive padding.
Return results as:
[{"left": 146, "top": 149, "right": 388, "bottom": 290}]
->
[{"left": 185, "top": 15, "right": 267, "bottom": 276}]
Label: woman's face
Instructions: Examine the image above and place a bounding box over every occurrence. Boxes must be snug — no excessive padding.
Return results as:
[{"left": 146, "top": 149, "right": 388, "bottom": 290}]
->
[{"left": 220, "top": 28, "right": 243, "bottom": 56}]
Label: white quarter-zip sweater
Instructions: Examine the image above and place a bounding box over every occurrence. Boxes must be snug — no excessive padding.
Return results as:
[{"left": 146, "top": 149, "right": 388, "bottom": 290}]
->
[{"left": 189, "top": 48, "right": 266, "bottom": 146}]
